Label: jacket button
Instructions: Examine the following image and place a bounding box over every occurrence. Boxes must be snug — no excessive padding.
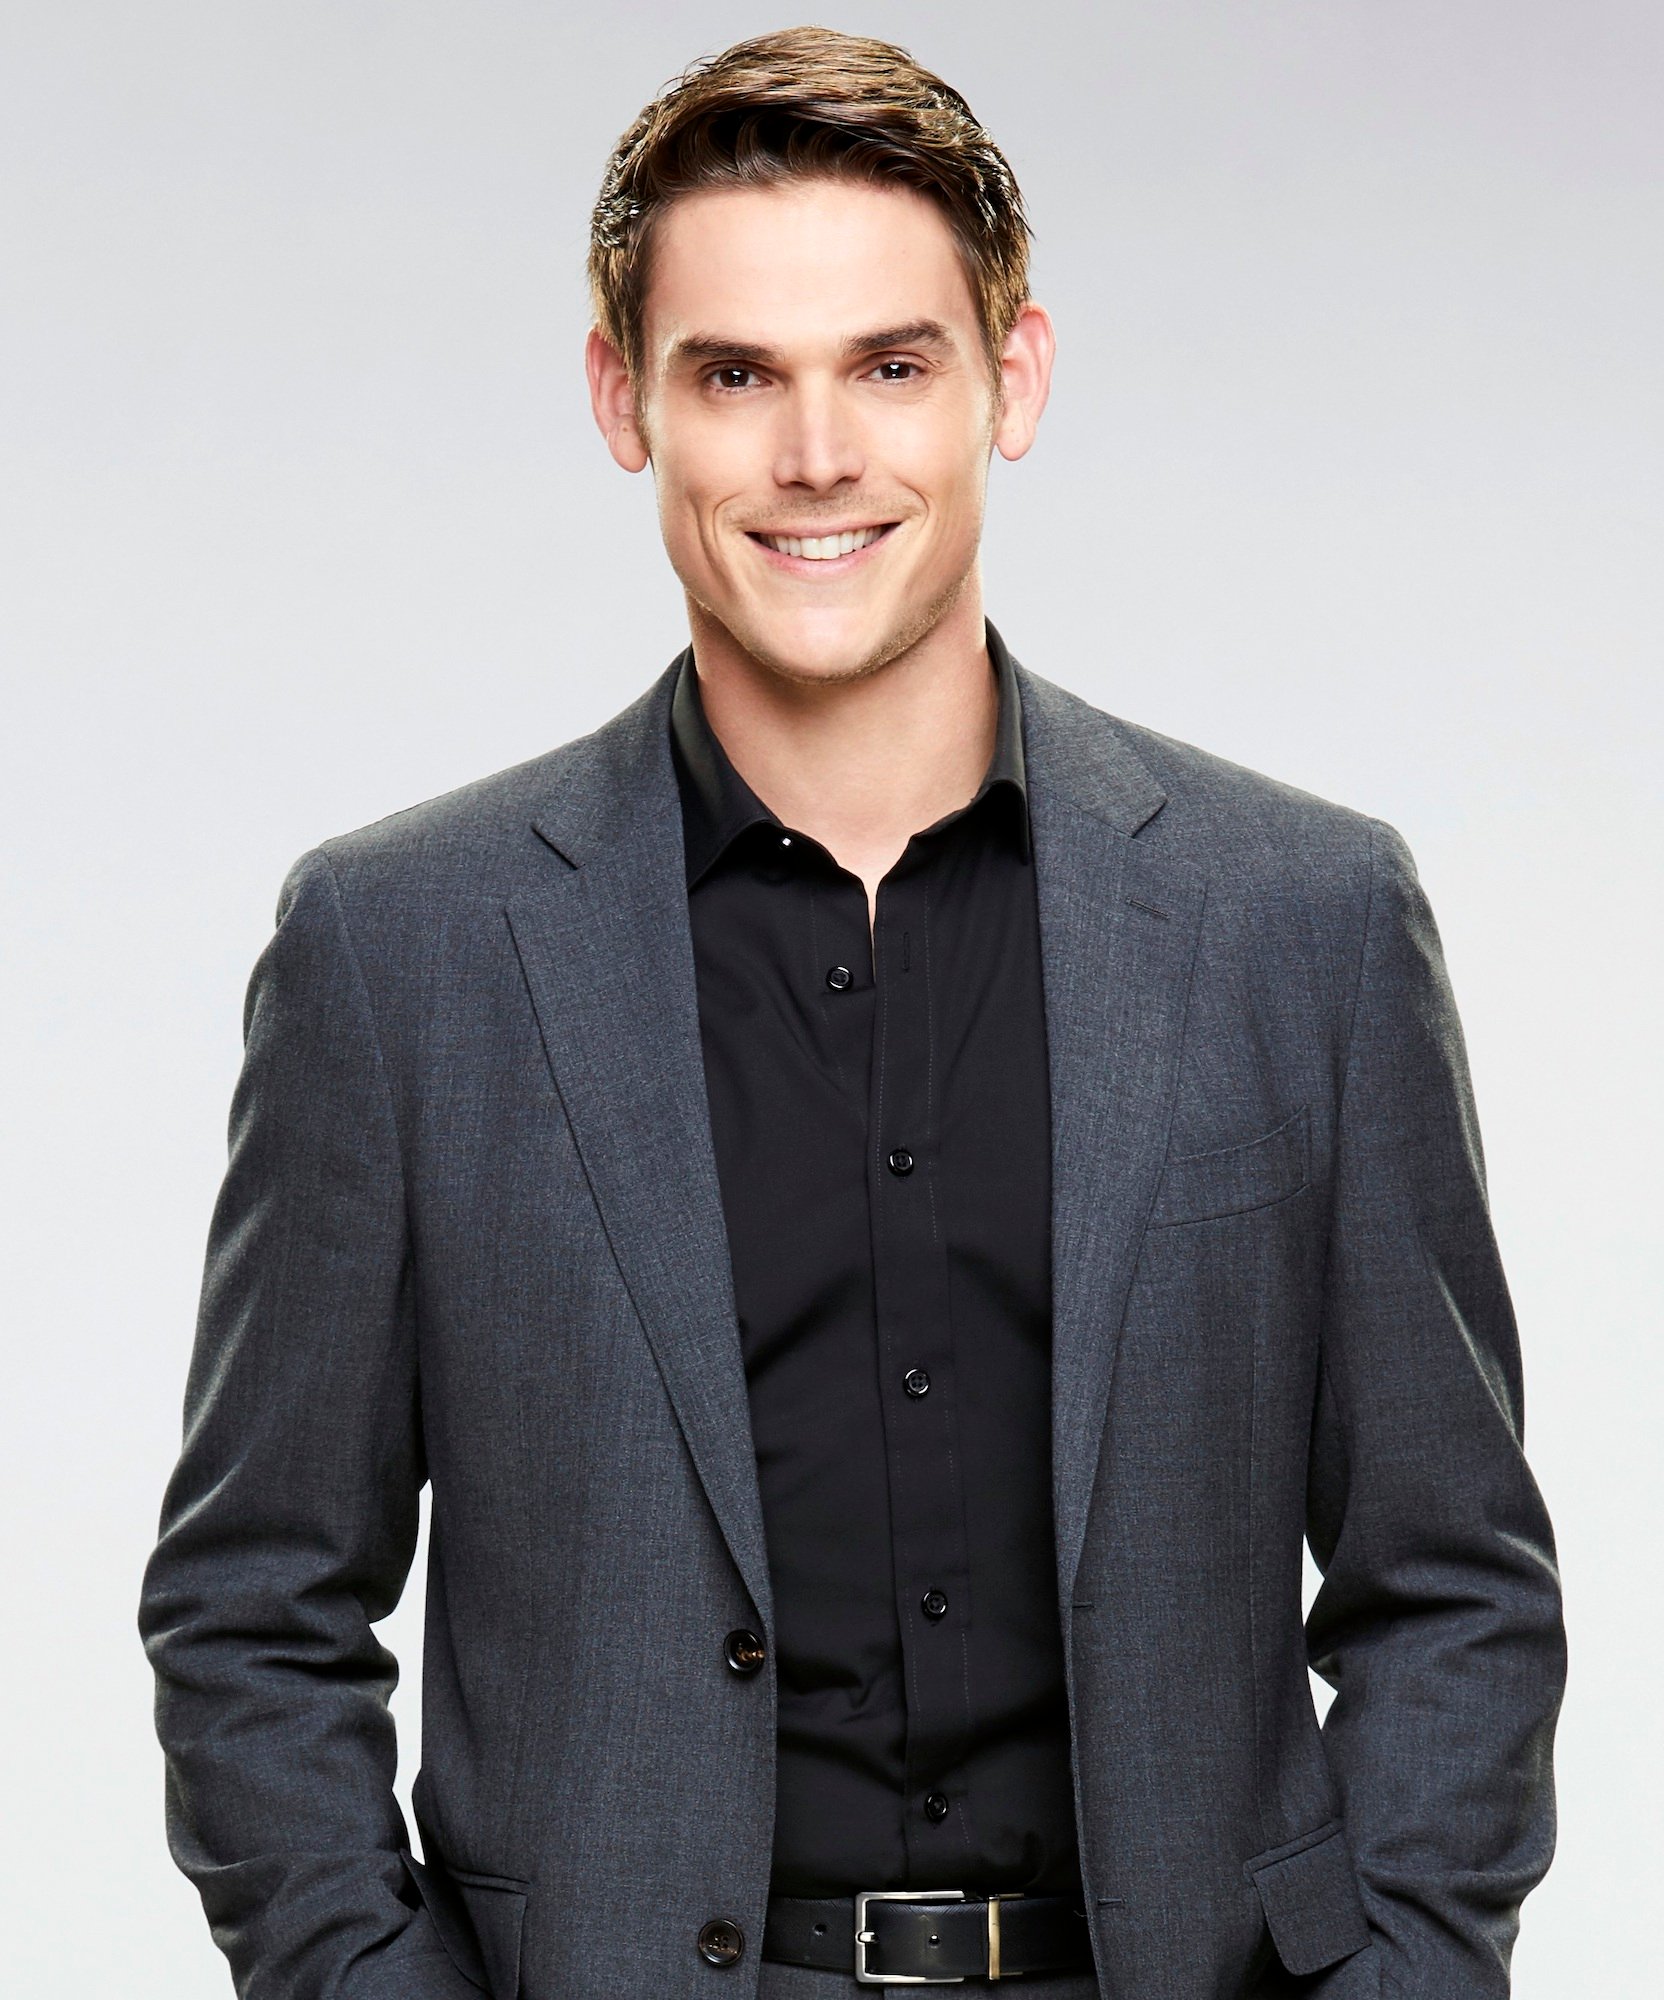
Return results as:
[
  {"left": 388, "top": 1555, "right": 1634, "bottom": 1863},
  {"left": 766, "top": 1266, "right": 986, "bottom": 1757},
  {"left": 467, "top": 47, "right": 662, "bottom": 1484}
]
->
[
  {"left": 887, "top": 1147, "right": 914, "bottom": 1175},
  {"left": 724, "top": 1628, "right": 766, "bottom": 1675},
  {"left": 921, "top": 1589, "right": 948, "bottom": 1620},
  {"left": 924, "top": 1791, "right": 950, "bottom": 1821},
  {"left": 826, "top": 964, "right": 853, "bottom": 990},
  {"left": 697, "top": 1917, "right": 745, "bottom": 1965},
  {"left": 903, "top": 1367, "right": 930, "bottom": 1397}
]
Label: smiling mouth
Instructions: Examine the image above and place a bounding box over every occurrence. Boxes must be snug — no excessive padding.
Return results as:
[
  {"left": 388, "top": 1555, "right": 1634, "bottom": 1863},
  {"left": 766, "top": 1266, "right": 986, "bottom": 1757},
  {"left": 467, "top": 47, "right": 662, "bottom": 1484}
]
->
[{"left": 745, "top": 522, "right": 900, "bottom": 563}]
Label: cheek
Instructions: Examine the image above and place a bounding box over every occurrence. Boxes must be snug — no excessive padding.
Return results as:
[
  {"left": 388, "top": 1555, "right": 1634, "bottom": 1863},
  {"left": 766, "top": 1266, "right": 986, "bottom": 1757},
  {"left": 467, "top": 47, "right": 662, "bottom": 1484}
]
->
[
  {"left": 654, "top": 464, "right": 729, "bottom": 560},
  {"left": 650, "top": 412, "right": 748, "bottom": 517},
  {"left": 911, "top": 457, "right": 986, "bottom": 546},
  {"left": 891, "top": 418, "right": 984, "bottom": 506}
]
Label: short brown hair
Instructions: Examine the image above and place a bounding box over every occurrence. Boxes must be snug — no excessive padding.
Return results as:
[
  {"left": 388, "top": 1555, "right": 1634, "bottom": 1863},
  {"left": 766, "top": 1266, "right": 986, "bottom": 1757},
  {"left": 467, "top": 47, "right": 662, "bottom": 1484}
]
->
[{"left": 587, "top": 26, "right": 1034, "bottom": 402}]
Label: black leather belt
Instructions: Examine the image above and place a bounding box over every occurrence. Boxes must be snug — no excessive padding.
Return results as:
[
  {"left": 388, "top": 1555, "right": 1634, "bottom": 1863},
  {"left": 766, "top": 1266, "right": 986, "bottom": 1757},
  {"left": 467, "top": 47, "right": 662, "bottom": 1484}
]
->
[{"left": 763, "top": 1885, "right": 1095, "bottom": 1983}]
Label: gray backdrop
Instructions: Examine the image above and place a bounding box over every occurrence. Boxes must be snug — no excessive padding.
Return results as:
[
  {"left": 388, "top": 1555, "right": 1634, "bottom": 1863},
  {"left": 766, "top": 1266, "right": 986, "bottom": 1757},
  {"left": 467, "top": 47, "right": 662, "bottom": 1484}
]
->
[{"left": 3, "top": 4, "right": 1658, "bottom": 1993}]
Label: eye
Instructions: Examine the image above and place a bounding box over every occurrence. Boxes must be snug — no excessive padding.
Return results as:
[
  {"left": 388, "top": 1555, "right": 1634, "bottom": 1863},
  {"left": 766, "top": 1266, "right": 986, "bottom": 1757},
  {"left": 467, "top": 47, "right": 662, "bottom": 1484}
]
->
[{"left": 702, "top": 357, "right": 924, "bottom": 395}]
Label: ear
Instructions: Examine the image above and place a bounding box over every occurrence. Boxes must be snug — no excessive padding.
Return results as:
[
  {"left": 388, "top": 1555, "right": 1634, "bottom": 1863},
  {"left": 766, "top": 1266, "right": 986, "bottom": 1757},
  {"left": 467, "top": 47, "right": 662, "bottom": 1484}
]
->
[
  {"left": 586, "top": 326, "right": 650, "bottom": 472},
  {"left": 991, "top": 303, "right": 1056, "bottom": 464}
]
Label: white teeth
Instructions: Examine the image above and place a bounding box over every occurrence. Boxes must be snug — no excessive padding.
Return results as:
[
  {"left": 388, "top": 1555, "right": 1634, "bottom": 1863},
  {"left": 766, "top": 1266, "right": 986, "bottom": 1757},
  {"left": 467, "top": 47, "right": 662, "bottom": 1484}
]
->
[{"left": 759, "top": 525, "right": 888, "bottom": 560}]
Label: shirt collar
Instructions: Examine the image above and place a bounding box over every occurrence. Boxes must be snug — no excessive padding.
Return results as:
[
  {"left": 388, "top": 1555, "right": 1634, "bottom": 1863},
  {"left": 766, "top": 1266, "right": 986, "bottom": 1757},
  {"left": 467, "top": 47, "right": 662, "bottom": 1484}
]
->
[{"left": 669, "top": 617, "right": 1031, "bottom": 889}]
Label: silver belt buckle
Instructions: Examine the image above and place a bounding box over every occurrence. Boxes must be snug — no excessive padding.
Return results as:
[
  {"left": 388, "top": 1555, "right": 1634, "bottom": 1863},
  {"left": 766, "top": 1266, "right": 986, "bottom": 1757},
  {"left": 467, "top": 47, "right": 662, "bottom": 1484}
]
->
[{"left": 854, "top": 1888, "right": 967, "bottom": 1984}]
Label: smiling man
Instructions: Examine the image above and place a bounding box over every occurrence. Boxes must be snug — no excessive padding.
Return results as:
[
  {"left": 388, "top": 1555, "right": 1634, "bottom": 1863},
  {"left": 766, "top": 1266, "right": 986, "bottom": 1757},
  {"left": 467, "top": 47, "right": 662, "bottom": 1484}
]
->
[
  {"left": 590, "top": 166, "right": 1047, "bottom": 942},
  {"left": 138, "top": 26, "right": 1565, "bottom": 2000}
]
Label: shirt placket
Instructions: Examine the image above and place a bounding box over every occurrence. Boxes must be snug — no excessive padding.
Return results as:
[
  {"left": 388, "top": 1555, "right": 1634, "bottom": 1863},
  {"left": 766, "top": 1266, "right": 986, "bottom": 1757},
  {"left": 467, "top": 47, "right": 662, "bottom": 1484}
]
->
[{"left": 867, "top": 838, "right": 981, "bottom": 1883}]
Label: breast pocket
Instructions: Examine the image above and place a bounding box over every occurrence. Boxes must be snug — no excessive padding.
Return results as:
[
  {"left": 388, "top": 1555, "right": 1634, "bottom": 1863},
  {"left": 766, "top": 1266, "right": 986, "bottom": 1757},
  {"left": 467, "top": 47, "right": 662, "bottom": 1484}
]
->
[{"left": 1149, "top": 1106, "right": 1309, "bottom": 1227}]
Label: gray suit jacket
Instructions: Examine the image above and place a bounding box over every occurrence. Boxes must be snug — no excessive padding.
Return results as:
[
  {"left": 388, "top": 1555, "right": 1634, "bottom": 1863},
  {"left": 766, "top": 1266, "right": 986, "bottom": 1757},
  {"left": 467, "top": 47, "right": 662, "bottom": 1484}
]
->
[{"left": 137, "top": 646, "right": 1565, "bottom": 2000}]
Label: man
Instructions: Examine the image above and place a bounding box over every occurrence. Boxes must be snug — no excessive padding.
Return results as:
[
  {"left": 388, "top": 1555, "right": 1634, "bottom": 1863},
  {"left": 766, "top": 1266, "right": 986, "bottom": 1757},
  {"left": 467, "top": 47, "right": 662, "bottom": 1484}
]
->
[{"left": 137, "top": 26, "right": 1565, "bottom": 2000}]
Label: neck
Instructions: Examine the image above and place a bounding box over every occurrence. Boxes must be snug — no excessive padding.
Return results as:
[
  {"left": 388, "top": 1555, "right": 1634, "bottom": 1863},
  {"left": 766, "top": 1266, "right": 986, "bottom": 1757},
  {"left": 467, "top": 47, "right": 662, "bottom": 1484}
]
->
[{"left": 682, "top": 582, "right": 998, "bottom": 883}]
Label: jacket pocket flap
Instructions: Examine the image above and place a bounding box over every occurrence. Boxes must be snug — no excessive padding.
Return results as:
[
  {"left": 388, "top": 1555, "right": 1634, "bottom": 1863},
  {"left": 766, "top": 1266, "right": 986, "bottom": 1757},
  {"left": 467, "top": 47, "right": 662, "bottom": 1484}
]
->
[
  {"left": 401, "top": 1850, "right": 530, "bottom": 1996},
  {"left": 1244, "top": 1821, "right": 1371, "bottom": 1976},
  {"left": 1152, "top": 1106, "right": 1309, "bottom": 1225},
  {"left": 457, "top": 1873, "right": 529, "bottom": 1999}
]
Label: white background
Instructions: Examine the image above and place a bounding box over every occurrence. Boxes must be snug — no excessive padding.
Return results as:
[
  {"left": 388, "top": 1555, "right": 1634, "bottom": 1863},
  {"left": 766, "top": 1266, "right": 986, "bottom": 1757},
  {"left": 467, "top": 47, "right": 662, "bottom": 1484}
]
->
[{"left": 4, "top": 4, "right": 1658, "bottom": 1993}]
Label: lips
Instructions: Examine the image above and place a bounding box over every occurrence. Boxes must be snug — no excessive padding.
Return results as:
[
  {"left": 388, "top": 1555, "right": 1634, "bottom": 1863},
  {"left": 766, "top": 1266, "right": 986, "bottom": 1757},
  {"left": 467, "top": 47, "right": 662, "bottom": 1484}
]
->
[{"left": 745, "top": 521, "right": 900, "bottom": 573}]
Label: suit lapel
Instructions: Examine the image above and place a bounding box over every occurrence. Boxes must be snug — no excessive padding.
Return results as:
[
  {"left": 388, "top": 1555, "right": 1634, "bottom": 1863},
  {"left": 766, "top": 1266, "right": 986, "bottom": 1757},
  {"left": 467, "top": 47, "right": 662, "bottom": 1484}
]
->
[
  {"left": 1016, "top": 667, "right": 1208, "bottom": 1610},
  {"left": 504, "top": 658, "right": 775, "bottom": 1630},
  {"left": 502, "top": 647, "right": 1207, "bottom": 1639}
]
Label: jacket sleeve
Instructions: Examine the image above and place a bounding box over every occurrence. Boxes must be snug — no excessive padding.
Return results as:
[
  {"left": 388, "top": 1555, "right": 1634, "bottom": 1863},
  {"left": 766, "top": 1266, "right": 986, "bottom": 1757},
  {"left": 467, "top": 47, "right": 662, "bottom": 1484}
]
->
[
  {"left": 136, "top": 848, "right": 479, "bottom": 2000},
  {"left": 1304, "top": 817, "right": 1566, "bottom": 2000}
]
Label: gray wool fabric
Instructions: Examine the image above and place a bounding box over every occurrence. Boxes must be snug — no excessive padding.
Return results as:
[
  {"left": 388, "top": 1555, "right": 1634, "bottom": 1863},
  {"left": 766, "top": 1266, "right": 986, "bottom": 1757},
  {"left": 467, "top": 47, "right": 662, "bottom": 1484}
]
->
[{"left": 136, "top": 642, "right": 1565, "bottom": 2000}]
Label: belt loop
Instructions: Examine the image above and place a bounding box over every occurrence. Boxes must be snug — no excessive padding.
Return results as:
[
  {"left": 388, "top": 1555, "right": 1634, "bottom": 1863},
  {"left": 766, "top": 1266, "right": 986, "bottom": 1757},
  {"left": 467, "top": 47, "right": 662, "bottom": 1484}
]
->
[{"left": 987, "top": 1891, "right": 1022, "bottom": 1980}]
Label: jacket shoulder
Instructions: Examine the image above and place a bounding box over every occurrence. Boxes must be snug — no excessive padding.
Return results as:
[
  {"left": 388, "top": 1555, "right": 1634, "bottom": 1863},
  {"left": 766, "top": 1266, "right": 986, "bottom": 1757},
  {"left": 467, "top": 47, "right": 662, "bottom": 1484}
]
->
[
  {"left": 272, "top": 725, "right": 610, "bottom": 921},
  {"left": 326, "top": 742, "right": 576, "bottom": 864},
  {"left": 1104, "top": 709, "right": 1390, "bottom": 897},
  {"left": 289, "top": 667, "right": 670, "bottom": 910},
  {"left": 1019, "top": 665, "right": 1391, "bottom": 886}
]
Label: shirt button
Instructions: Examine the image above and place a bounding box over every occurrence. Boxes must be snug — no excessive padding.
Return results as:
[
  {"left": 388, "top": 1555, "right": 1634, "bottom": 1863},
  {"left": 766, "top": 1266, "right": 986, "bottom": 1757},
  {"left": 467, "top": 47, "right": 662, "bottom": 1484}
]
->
[
  {"left": 921, "top": 1589, "right": 948, "bottom": 1620},
  {"left": 903, "top": 1368, "right": 931, "bottom": 1397},
  {"left": 723, "top": 1628, "right": 766, "bottom": 1675},
  {"left": 697, "top": 1917, "right": 745, "bottom": 1966},
  {"left": 924, "top": 1792, "right": 951, "bottom": 1822},
  {"left": 887, "top": 1147, "right": 914, "bottom": 1176},
  {"left": 826, "top": 964, "right": 853, "bottom": 990}
]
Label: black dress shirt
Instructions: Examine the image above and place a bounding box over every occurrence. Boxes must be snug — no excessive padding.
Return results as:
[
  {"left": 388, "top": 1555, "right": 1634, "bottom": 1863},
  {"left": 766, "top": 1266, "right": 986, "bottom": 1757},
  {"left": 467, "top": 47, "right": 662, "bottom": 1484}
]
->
[{"left": 668, "top": 618, "right": 1081, "bottom": 1899}]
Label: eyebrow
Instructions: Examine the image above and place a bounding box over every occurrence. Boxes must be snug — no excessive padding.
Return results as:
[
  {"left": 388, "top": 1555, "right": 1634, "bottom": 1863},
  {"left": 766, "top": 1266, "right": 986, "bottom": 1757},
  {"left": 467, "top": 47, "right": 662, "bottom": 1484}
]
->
[{"left": 665, "top": 319, "right": 959, "bottom": 373}]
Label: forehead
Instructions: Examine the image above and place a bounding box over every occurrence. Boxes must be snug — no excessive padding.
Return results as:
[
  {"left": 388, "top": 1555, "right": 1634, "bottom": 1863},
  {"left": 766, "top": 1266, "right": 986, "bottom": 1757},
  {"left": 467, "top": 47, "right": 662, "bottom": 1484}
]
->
[{"left": 642, "top": 179, "right": 979, "bottom": 373}]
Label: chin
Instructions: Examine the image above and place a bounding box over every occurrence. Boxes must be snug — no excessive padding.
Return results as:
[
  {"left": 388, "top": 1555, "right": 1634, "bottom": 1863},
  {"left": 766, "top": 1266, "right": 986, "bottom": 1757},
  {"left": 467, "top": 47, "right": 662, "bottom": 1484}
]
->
[
  {"left": 699, "top": 597, "right": 886, "bottom": 680},
  {"left": 749, "top": 616, "right": 906, "bottom": 686}
]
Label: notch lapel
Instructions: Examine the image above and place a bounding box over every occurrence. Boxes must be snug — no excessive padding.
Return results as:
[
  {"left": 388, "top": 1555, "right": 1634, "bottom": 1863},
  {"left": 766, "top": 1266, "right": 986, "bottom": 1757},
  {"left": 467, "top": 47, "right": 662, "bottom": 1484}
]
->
[
  {"left": 502, "top": 648, "right": 1207, "bottom": 1644},
  {"left": 1015, "top": 666, "right": 1208, "bottom": 1611},
  {"left": 504, "top": 659, "right": 775, "bottom": 1630}
]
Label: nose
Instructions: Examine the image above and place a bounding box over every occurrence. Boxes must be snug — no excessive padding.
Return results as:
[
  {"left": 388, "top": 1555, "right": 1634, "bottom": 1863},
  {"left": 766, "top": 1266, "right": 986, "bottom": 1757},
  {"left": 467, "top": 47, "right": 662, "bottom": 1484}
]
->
[{"left": 770, "top": 377, "right": 866, "bottom": 494}]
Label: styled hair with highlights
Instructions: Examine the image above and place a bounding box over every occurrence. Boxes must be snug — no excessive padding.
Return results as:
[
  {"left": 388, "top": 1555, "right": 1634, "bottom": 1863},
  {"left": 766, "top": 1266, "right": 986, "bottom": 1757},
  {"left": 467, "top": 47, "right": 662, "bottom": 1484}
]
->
[{"left": 587, "top": 26, "right": 1034, "bottom": 401}]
